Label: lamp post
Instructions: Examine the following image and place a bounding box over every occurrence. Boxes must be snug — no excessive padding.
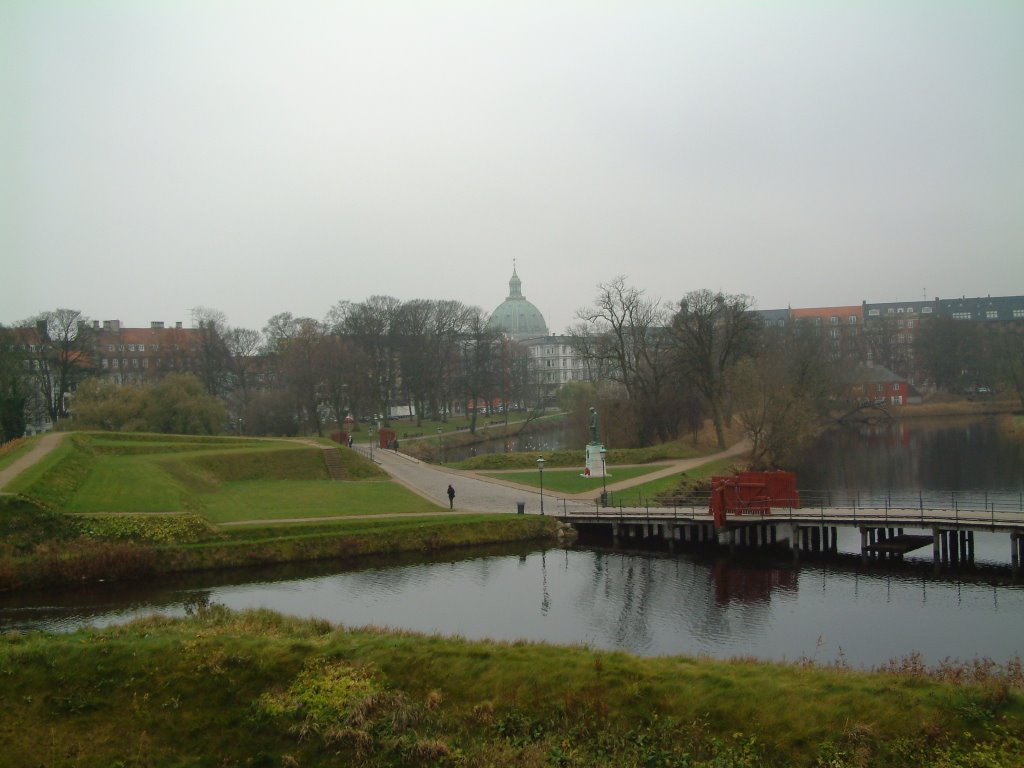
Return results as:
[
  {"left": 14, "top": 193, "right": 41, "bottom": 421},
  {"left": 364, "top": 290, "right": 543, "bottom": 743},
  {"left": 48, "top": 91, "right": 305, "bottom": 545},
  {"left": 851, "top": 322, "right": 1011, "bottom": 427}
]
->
[
  {"left": 600, "top": 446, "right": 608, "bottom": 506},
  {"left": 537, "top": 455, "right": 545, "bottom": 515},
  {"left": 369, "top": 428, "right": 374, "bottom": 462}
]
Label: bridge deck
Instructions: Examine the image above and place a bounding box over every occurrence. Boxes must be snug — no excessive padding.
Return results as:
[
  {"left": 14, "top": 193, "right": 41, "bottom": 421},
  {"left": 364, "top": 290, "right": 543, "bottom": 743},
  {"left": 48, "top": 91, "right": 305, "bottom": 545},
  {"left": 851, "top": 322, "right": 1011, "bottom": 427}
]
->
[{"left": 557, "top": 504, "right": 1024, "bottom": 534}]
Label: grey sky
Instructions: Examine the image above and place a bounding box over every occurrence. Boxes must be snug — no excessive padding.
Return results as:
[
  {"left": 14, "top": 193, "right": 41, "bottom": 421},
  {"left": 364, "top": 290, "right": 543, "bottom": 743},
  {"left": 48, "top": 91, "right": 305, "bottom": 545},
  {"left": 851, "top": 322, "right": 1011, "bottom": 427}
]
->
[{"left": 3, "top": 1, "right": 1022, "bottom": 335}]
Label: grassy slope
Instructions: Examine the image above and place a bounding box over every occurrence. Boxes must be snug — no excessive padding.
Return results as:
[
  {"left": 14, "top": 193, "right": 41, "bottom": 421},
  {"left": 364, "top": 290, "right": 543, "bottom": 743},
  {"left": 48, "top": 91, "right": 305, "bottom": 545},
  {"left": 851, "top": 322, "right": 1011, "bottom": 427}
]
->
[
  {"left": 0, "top": 432, "right": 556, "bottom": 590},
  {"left": 0, "top": 608, "right": 1021, "bottom": 768}
]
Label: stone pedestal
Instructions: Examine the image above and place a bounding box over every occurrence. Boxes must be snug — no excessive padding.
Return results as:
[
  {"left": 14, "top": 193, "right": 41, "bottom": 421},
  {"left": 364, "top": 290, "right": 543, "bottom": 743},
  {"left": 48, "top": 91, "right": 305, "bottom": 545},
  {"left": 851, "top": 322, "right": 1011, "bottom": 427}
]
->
[{"left": 585, "top": 443, "right": 608, "bottom": 477}]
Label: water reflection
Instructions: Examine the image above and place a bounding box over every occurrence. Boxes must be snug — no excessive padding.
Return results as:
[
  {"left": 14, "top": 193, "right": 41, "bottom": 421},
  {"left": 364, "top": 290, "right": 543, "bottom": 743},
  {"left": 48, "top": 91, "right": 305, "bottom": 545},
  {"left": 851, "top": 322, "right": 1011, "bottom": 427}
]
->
[
  {"left": 796, "top": 417, "right": 1024, "bottom": 493},
  {"left": 5, "top": 547, "right": 1021, "bottom": 668}
]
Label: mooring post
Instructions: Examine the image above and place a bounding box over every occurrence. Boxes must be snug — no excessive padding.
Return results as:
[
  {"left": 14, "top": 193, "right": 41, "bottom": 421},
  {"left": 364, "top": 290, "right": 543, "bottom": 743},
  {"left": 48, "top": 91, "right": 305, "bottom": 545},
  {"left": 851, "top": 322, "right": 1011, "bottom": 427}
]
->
[
  {"left": 791, "top": 524, "right": 800, "bottom": 562},
  {"left": 861, "top": 528, "right": 869, "bottom": 563},
  {"left": 932, "top": 529, "right": 940, "bottom": 566}
]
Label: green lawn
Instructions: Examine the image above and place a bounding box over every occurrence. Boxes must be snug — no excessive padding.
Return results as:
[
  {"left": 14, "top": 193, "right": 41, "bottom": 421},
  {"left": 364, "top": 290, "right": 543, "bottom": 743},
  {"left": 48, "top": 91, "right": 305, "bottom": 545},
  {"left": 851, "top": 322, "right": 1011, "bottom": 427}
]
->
[
  {"left": 11, "top": 432, "right": 438, "bottom": 524},
  {"left": 482, "top": 464, "right": 670, "bottom": 494},
  {"left": 199, "top": 480, "right": 443, "bottom": 523},
  {"left": 605, "top": 456, "right": 740, "bottom": 507},
  {"left": 65, "top": 454, "right": 191, "bottom": 512}
]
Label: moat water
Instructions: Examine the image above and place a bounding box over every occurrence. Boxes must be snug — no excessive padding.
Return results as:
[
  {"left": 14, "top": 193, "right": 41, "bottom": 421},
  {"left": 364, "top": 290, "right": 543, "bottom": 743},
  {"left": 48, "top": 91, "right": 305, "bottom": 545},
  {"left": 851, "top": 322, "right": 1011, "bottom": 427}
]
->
[{"left": 2, "top": 416, "right": 1022, "bottom": 668}]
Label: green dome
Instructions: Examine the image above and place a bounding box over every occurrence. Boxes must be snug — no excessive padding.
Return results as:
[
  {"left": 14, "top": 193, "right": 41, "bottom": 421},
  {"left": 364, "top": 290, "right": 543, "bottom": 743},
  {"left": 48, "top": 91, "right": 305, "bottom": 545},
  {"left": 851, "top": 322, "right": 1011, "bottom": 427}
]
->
[{"left": 487, "top": 267, "right": 549, "bottom": 340}]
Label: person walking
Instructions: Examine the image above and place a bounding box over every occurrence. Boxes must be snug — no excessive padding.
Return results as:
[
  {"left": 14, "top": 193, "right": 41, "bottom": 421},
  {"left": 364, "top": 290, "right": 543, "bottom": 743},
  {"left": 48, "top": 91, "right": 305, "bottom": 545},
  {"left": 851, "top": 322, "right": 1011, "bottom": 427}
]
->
[{"left": 447, "top": 483, "right": 455, "bottom": 509}]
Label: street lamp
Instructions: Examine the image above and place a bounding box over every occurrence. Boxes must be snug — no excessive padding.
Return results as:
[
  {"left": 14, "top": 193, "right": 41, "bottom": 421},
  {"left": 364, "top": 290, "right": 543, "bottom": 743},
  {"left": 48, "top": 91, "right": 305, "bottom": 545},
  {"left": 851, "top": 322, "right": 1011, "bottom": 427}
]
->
[
  {"left": 600, "top": 446, "right": 608, "bottom": 506},
  {"left": 537, "top": 455, "right": 545, "bottom": 515}
]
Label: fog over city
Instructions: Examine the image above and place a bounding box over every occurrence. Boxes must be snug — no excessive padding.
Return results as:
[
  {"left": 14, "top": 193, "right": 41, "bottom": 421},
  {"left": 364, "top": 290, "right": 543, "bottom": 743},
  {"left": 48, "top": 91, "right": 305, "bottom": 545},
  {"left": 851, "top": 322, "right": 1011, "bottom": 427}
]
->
[{"left": 3, "top": 2, "right": 1022, "bottom": 334}]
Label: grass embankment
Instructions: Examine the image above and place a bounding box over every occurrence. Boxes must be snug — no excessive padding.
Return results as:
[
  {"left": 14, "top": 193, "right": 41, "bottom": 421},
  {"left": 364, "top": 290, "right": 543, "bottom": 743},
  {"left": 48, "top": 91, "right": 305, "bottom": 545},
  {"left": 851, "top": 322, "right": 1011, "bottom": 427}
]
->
[
  {"left": 1, "top": 607, "right": 1021, "bottom": 767},
  {"left": 0, "top": 432, "right": 560, "bottom": 591}
]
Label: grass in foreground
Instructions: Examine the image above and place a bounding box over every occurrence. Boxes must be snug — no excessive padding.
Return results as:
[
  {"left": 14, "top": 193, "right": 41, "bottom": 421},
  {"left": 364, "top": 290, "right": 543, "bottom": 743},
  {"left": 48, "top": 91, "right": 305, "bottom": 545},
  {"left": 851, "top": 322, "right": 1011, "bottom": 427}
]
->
[{"left": 0, "top": 606, "right": 1021, "bottom": 767}]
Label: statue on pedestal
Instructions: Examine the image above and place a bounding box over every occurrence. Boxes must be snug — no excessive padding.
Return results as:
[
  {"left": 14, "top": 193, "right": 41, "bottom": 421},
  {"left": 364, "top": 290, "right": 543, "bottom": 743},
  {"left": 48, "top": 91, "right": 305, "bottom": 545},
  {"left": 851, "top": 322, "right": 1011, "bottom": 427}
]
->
[{"left": 589, "top": 407, "right": 600, "bottom": 444}]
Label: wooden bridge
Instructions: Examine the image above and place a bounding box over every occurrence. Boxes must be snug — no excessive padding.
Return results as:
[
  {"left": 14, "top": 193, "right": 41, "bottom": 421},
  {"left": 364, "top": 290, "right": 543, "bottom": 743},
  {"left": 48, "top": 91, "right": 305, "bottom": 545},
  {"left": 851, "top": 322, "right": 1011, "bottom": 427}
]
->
[{"left": 551, "top": 490, "right": 1024, "bottom": 573}]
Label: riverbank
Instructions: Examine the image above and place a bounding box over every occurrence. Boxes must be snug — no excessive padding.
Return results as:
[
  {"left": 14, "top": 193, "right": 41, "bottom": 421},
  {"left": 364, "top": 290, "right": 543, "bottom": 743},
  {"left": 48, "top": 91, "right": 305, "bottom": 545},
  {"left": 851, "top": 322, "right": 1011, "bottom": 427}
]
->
[
  {"left": 835, "top": 394, "right": 1021, "bottom": 421},
  {"left": 0, "top": 431, "right": 570, "bottom": 593},
  {"left": 1, "top": 606, "right": 1021, "bottom": 767},
  {"left": 0, "top": 493, "right": 564, "bottom": 592}
]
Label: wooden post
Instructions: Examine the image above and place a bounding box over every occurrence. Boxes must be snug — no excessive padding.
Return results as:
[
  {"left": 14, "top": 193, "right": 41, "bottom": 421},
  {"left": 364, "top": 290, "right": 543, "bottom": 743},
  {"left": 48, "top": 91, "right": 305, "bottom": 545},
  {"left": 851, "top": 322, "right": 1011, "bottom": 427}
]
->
[
  {"left": 932, "top": 529, "right": 940, "bottom": 566},
  {"left": 861, "top": 527, "right": 869, "bottom": 563}
]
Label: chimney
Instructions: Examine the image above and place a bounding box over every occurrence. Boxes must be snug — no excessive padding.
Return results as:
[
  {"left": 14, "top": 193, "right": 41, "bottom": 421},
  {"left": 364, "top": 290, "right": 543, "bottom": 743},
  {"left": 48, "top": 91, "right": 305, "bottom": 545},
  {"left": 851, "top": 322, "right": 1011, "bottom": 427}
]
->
[
  {"left": 103, "top": 320, "right": 121, "bottom": 333},
  {"left": 93, "top": 320, "right": 100, "bottom": 329}
]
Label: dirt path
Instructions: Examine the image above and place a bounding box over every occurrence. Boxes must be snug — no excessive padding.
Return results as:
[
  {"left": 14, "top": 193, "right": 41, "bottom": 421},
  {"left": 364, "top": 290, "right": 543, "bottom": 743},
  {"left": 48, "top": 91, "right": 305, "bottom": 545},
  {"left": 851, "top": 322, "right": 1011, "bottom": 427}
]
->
[{"left": 0, "top": 432, "right": 66, "bottom": 494}]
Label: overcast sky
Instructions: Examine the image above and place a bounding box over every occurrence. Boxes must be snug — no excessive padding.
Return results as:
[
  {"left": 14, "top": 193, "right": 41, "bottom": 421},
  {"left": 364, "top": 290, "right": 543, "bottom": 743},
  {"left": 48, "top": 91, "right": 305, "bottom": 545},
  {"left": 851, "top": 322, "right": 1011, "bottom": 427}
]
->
[{"left": 3, "top": 1, "right": 1022, "bottom": 335}]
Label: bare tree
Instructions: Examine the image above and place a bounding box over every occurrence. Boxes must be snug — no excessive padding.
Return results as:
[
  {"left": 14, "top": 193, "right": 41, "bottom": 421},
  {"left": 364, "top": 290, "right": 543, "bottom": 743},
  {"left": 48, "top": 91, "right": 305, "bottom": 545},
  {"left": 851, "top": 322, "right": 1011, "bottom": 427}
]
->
[
  {"left": 734, "top": 322, "right": 833, "bottom": 467},
  {"left": 572, "top": 276, "right": 676, "bottom": 444},
  {"left": 191, "top": 306, "right": 232, "bottom": 396},
  {"left": 17, "top": 309, "right": 96, "bottom": 423},
  {"left": 333, "top": 296, "right": 402, "bottom": 425},
  {"left": 671, "top": 290, "right": 758, "bottom": 449},
  {"left": 459, "top": 307, "right": 503, "bottom": 435},
  {"left": 223, "top": 326, "right": 263, "bottom": 432}
]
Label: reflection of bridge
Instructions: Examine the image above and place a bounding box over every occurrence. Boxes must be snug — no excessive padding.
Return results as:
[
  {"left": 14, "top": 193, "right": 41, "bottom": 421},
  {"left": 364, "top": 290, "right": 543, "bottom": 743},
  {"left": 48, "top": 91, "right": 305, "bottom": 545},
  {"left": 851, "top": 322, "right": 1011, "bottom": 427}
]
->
[
  {"left": 555, "top": 490, "right": 1024, "bottom": 573},
  {"left": 836, "top": 402, "right": 895, "bottom": 424}
]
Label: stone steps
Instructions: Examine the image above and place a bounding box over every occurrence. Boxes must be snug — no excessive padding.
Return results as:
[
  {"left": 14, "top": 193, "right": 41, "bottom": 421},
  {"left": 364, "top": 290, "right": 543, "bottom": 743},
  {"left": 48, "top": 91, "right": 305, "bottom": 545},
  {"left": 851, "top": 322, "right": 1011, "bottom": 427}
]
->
[{"left": 321, "top": 447, "right": 345, "bottom": 481}]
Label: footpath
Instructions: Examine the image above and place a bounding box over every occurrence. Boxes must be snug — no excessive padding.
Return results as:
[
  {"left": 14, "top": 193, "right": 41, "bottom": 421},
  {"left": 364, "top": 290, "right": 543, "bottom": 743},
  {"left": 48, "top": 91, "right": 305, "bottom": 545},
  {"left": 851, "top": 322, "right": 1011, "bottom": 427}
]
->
[
  {"left": 357, "top": 438, "right": 751, "bottom": 514},
  {"left": 0, "top": 432, "right": 65, "bottom": 495}
]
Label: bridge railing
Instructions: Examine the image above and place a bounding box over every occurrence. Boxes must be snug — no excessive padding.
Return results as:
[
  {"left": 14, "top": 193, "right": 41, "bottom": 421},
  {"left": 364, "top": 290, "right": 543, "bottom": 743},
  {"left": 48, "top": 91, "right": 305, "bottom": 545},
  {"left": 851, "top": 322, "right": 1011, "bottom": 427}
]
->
[{"left": 560, "top": 488, "right": 1024, "bottom": 527}]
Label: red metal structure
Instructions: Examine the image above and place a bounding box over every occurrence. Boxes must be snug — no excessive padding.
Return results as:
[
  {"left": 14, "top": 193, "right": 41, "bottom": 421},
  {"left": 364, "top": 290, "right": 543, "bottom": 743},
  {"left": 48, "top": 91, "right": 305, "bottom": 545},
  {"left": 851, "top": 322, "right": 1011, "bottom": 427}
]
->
[
  {"left": 709, "top": 471, "right": 800, "bottom": 529},
  {"left": 378, "top": 427, "right": 397, "bottom": 449}
]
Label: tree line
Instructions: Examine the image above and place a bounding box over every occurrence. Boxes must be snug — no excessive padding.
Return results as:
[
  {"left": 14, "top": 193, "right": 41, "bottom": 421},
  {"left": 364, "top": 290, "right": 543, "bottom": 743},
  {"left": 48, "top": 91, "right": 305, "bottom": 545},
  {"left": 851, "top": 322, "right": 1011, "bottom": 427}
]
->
[
  {"left": 569, "top": 277, "right": 1024, "bottom": 468},
  {"left": 3, "top": 281, "right": 1022, "bottom": 463},
  {"left": 0, "top": 298, "right": 537, "bottom": 442}
]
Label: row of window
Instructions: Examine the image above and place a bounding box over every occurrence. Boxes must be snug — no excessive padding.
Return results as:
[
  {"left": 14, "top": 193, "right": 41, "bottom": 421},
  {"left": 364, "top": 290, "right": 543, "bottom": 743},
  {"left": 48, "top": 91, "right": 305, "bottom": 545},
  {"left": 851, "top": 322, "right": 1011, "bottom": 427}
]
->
[
  {"left": 101, "top": 358, "right": 153, "bottom": 369},
  {"left": 105, "top": 343, "right": 160, "bottom": 352},
  {"left": 867, "top": 306, "right": 934, "bottom": 317}
]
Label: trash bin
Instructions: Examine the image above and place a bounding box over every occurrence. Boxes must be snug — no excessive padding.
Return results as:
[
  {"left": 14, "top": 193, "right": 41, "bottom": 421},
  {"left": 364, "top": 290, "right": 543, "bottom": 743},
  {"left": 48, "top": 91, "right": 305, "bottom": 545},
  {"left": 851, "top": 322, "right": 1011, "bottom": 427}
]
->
[{"left": 516, "top": 502, "right": 525, "bottom": 515}]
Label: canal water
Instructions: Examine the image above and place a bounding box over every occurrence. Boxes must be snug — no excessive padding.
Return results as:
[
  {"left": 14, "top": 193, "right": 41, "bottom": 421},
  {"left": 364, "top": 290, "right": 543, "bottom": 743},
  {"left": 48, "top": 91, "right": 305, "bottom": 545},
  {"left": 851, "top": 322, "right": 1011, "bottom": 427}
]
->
[
  {"left": 2, "top": 416, "right": 1022, "bottom": 668},
  {"left": 2, "top": 546, "right": 1021, "bottom": 668}
]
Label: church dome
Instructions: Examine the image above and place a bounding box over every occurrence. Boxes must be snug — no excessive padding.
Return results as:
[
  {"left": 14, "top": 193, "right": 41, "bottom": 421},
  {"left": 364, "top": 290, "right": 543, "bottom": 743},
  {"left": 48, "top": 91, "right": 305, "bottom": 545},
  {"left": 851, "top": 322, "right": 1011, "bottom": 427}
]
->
[{"left": 487, "top": 267, "right": 549, "bottom": 340}]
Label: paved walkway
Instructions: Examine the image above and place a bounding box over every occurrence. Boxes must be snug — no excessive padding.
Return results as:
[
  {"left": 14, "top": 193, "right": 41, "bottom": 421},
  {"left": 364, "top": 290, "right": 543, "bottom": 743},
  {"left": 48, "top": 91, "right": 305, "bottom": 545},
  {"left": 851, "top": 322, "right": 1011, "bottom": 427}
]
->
[
  {"left": 358, "top": 439, "right": 750, "bottom": 515},
  {"left": 0, "top": 432, "right": 65, "bottom": 494}
]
